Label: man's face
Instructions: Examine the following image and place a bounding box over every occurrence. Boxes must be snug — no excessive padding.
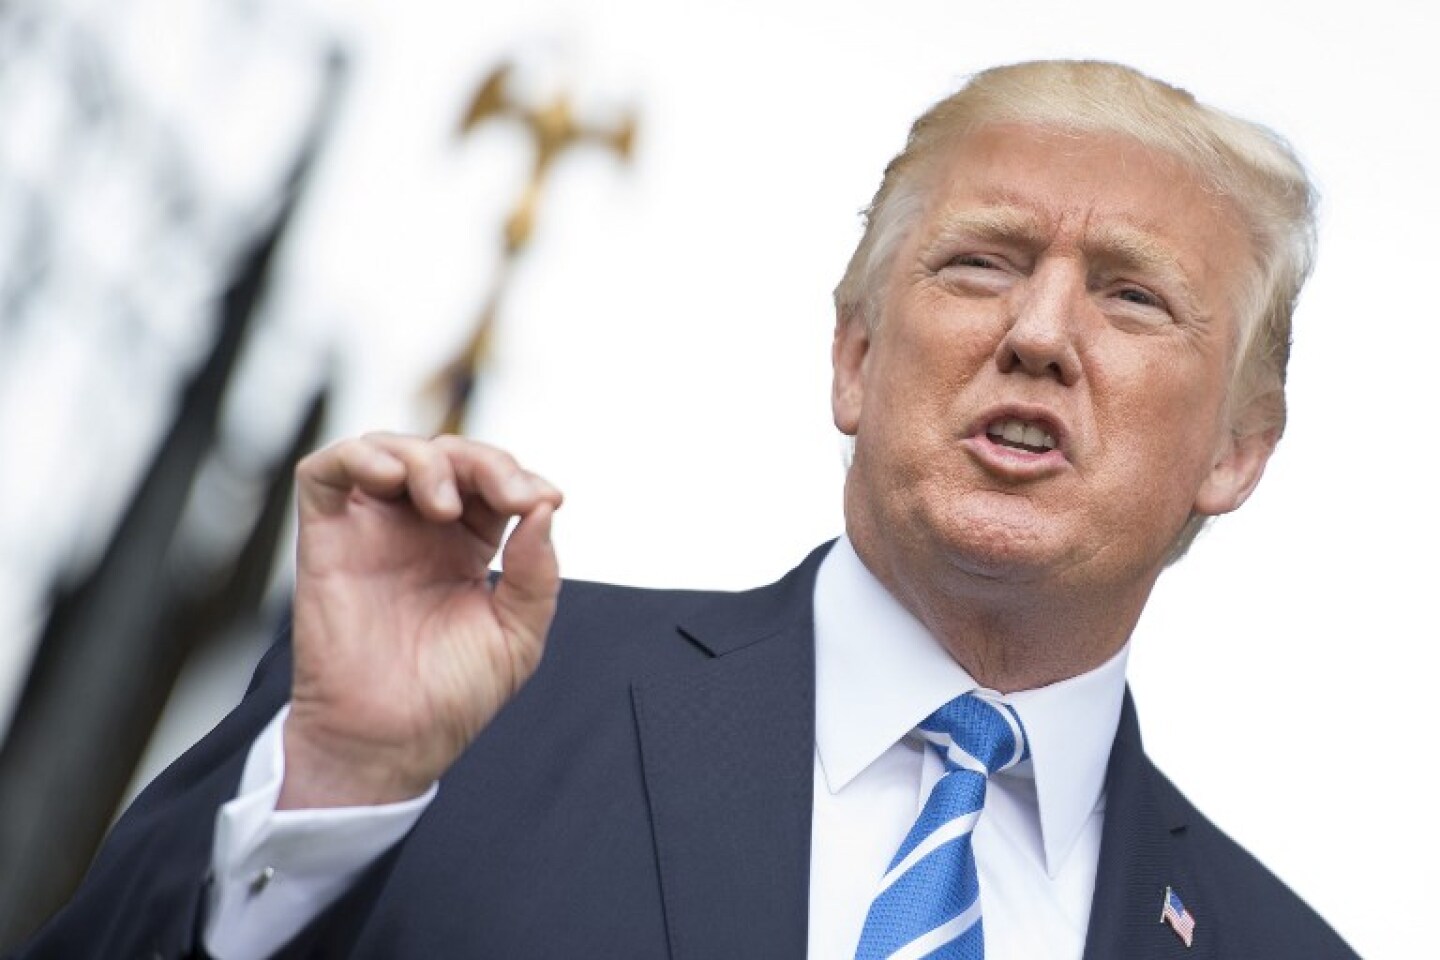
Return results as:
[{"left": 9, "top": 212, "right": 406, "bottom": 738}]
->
[{"left": 833, "top": 123, "right": 1274, "bottom": 595}]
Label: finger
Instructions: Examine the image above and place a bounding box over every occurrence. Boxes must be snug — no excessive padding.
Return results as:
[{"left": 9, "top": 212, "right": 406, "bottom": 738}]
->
[
  {"left": 432, "top": 436, "right": 564, "bottom": 517},
  {"left": 298, "top": 437, "right": 408, "bottom": 517},
  {"left": 491, "top": 501, "right": 561, "bottom": 650},
  {"left": 458, "top": 492, "right": 509, "bottom": 554},
  {"left": 361, "top": 433, "right": 465, "bottom": 522}
]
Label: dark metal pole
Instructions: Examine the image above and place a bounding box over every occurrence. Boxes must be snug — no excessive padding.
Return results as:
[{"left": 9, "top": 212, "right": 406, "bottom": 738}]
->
[{"left": 0, "top": 54, "right": 345, "bottom": 948}]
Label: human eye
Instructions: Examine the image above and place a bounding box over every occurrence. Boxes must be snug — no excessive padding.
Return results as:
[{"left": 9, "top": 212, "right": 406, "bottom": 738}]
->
[
  {"left": 947, "top": 254, "right": 1003, "bottom": 269},
  {"left": 1115, "top": 286, "right": 1163, "bottom": 309},
  {"left": 936, "top": 253, "right": 1016, "bottom": 296},
  {"left": 1098, "top": 277, "right": 1174, "bottom": 327},
  {"left": 936, "top": 249, "right": 1021, "bottom": 289}
]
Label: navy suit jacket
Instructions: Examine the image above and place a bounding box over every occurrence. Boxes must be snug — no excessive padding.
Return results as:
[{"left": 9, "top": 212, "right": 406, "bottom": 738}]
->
[{"left": 17, "top": 544, "right": 1357, "bottom": 958}]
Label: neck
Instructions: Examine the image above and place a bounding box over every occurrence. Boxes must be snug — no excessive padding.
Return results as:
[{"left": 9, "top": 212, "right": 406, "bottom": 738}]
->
[{"left": 845, "top": 528, "right": 1158, "bottom": 693}]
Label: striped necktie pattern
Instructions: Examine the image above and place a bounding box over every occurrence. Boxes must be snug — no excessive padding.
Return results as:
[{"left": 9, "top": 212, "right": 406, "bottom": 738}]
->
[{"left": 853, "top": 691, "right": 1030, "bottom": 960}]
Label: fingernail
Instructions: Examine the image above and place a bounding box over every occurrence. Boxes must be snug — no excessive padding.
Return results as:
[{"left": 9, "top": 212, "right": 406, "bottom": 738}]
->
[
  {"left": 437, "top": 480, "right": 461, "bottom": 512},
  {"left": 509, "top": 473, "right": 537, "bottom": 499}
]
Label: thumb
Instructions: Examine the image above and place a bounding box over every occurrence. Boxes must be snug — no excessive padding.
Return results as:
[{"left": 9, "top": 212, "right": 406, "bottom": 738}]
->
[{"left": 492, "top": 502, "right": 561, "bottom": 645}]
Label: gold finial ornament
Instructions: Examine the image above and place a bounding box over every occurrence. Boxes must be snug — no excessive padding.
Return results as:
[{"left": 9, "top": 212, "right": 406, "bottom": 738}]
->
[{"left": 428, "top": 61, "right": 637, "bottom": 435}]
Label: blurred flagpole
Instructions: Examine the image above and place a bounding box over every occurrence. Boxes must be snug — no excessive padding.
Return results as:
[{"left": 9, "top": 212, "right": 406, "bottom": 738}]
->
[{"left": 0, "top": 49, "right": 346, "bottom": 949}]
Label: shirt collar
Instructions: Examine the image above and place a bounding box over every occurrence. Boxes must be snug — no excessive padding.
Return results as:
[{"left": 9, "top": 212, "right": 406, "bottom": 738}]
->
[{"left": 813, "top": 536, "right": 1130, "bottom": 878}]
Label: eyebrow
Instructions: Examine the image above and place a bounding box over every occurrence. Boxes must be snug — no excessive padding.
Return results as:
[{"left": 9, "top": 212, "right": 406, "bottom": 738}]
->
[{"left": 926, "top": 206, "right": 1049, "bottom": 251}]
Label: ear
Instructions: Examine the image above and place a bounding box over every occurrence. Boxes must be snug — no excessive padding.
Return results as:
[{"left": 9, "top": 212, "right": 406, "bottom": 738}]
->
[
  {"left": 831, "top": 309, "right": 871, "bottom": 436},
  {"left": 1192, "top": 427, "right": 1280, "bottom": 517}
]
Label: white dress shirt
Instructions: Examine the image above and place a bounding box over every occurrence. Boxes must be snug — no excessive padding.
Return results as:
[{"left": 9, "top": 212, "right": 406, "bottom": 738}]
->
[
  {"left": 205, "top": 537, "right": 1129, "bottom": 959},
  {"left": 204, "top": 705, "right": 436, "bottom": 958},
  {"left": 809, "top": 537, "right": 1128, "bottom": 959}
]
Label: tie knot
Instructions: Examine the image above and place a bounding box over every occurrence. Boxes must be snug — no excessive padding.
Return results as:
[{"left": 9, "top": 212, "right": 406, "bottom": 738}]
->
[{"left": 917, "top": 691, "right": 1029, "bottom": 777}]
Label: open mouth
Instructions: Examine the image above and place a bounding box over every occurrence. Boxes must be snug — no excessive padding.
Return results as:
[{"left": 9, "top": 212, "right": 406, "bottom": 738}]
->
[{"left": 984, "top": 417, "right": 1057, "bottom": 454}]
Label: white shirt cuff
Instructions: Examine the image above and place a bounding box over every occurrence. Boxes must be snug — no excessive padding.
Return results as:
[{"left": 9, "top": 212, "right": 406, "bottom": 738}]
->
[{"left": 203, "top": 704, "right": 437, "bottom": 960}]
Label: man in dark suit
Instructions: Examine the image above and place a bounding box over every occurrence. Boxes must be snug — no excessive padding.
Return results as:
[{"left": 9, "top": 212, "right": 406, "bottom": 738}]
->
[{"left": 18, "top": 61, "right": 1356, "bottom": 959}]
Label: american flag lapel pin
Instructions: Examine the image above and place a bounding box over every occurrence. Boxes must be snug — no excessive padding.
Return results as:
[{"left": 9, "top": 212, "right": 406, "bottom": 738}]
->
[{"left": 1160, "top": 885, "right": 1197, "bottom": 948}]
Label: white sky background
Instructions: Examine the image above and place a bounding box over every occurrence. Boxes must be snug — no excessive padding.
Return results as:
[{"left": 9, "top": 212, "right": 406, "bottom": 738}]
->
[{"left": 4, "top": 0, "right": 1437, "bottom": 955}]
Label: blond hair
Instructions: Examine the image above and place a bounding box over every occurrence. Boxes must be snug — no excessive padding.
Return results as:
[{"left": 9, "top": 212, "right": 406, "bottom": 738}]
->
[{"left": 834, "top": 60, "right": 1318, "bottom": 558}]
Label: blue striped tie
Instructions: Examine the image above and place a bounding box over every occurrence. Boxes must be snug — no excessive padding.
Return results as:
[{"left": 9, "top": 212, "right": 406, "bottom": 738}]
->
[{"left": 853, "top": 692, "right": 1030, "bottom": 960}]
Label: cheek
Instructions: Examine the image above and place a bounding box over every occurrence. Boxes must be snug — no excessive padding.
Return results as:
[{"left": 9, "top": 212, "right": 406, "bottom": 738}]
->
[
  {"left": 1094, "top": 344, "right": 1225, "bottom": 454},
  {"left": 1115, "top": 370, "right": 1230, "bottom": 511},
  {"left": 854, "top": 328, "right": 983, "bottom": 487},
  {"left": 882, "top": 302, "right": 998, "bottom": 395}
]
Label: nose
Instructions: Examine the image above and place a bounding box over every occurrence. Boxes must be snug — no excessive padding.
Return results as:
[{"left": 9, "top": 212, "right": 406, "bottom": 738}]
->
[{"left": 994, "top": 261, "right": 1083, "bottom": 386}]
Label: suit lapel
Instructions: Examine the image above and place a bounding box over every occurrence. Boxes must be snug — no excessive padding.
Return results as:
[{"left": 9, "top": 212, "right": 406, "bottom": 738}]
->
[
  {"left": 1083, "top": 691, "right": 1216, "bottom": 960},
  {"left": 632, "top": 552, "right": 1213, "bottom": 960},
  {"left": 631, "top": 549, "right": 825, "bottom": 960}
]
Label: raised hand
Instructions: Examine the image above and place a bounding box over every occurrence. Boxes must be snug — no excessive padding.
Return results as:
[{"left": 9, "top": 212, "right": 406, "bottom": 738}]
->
[{"left": 278, "top": 433, "right": 563, "bottom": 809}]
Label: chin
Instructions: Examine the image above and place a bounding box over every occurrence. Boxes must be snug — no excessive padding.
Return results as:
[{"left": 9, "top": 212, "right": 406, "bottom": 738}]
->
[
  {"left": 936, "top": 526, "right": 1058, "bottom": 582},
  {"left": 918, "top": 497, "right": 1070, "bottom": 583}
]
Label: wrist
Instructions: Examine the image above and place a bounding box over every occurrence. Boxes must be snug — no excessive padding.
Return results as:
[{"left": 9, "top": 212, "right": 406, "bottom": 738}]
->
[{"left": 278, "top": 713, "right": 437, "bottom": 809}]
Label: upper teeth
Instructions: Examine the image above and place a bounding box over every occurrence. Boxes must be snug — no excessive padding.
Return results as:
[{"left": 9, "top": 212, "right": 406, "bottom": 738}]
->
[{"left": 986, "top": 419, "right": 1056, "bottom": 451}]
